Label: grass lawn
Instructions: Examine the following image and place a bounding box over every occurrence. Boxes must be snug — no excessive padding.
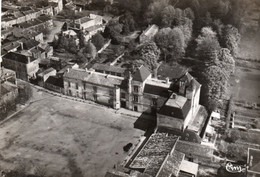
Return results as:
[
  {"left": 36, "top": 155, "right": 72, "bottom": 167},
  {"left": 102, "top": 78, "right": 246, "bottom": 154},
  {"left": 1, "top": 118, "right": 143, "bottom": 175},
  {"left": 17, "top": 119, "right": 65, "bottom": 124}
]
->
[{"left": 0, "top": 88, "right": 144, "bottom": 177}]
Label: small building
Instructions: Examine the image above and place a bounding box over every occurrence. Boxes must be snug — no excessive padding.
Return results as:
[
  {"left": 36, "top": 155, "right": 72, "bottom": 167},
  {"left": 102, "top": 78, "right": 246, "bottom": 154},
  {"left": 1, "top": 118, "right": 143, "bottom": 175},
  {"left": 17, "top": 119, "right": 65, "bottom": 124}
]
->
[
  {"left": 0, "top": 83, "right": 18, "bottom": 118},
  {"left": 1, "top": 41, "right": 21, "bottom": 56},
  {"left": 0, "top": 67, "right": 18, "bottom": 118},
  {"left": 2, "top": 51, "right": 40, "bottom": 81},
  {"left": 49, "top": 0, "right": 63, "bottom": 15},
  {"left": 175, "top": 140, "right": 214, "bottom": 164},
  {"left": 69, "top": 14, "right": 104, "bottom": 40},
  {"left": 139, "top": 24, "right": 159, "bottom": 43},
  {"left": 247, "top": 148, "right": 260, "bottom": 177},
  {"left": 45, "top": 76, "right": 64, "bottom": 94},
  {"left": 37, "top": 67, "right": 57, "bottom": 86},
  {"left": 201, "top": 111, "right": 219, "bottom": 147},
  {"left": 62, "top": 29, "right": 78, "bottom": 38},
  {"left": 50, "top": 57, "right": 62, "bottom": 70}
]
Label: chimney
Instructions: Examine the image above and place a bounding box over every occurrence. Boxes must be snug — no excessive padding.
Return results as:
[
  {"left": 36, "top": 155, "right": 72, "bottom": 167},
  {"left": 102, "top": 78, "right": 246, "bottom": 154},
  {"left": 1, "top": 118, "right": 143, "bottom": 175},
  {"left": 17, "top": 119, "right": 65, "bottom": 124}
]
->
[
  {"left": 166, "top": 77, "right": 169, "bottom": 84},
  {"left": 128, "top": 71, "right": 132, "bottom": 94},
  {"left": 171, "top": 93, "right": 177, "bottom": 99}
]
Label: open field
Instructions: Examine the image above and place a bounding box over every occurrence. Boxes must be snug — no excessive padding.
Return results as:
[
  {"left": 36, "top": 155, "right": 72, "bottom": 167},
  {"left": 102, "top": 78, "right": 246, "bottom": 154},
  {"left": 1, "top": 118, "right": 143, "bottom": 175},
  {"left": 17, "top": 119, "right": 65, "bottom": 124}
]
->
[
  {"left": 0, "top": 88, "right": 144, "bottom": 177},
  {"left": 231, "top": 67, "right": 260, "bottom": 103}
]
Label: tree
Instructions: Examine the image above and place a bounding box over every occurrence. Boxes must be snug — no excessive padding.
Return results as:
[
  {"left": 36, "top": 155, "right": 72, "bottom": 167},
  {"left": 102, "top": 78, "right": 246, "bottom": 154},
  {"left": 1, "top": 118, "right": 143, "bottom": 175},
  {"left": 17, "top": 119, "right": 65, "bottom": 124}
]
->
[
  {"left": 118, "top": 0, "right": 142, "bottom": 15},
  {"left": 222, "top": 25, "right": 240, "bottom": 56},
  {"left": 196, "top": 27, "right": 221, "bottom": 62},
  {"left": 177, "top": 18, "right": 193, "bottom": 47},
  {"left": 211, "top": 19, "right": 225, "bottom": 41},
  {"left": 103, "top": 19, "right": 123, "bottom": 44},
  {"left": 35, "top": 0, "right": 49, "bottom": 8},
  {"left": 58, "top": 35, "right": 79, "bottom": 54},
  {"left": 144, "top": 0, "right": 169, "bottom": 25},
  {"left": 154, "top": 27, "right": 185, "bottom": 61},
  {"left": 161, "top": 5, "right": 176, "bottom": 27},
  {"left": 83, "top": 42, "right": 97, "bottom": 60},
  {"left": 183, "top": 7, "right": 195, "bottom": 20},
  {"left": 202, "top": 65, "right": 229, "bottom": 111},
  {"left": 119, "top": 12, "right": 137, "bottom": 34},
  {"left": 91, "top": 33, "right": 105, "bottom": 50},
  {"left": 78, "top": 30, "right": 87, "bottom": 49},
  {"left": 132, "top": 41, "right": 161, "bottom": 77},
  {"left": 217, "top": 48, "right": 235, "bottom": 76}
]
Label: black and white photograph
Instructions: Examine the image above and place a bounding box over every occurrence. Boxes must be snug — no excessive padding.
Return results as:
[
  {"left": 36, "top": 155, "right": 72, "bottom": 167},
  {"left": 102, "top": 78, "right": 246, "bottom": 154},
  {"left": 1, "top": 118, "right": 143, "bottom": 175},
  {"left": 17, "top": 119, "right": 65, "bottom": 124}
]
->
[{"left": 0, "top": 0, "right": 260, "bottom": 176}]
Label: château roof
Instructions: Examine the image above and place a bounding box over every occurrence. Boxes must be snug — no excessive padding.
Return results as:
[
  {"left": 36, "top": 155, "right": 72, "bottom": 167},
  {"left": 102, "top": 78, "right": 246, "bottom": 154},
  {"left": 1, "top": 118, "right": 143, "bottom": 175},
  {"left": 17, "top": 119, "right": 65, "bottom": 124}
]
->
[{"left": 132, "top": 65, "right": 151, "bottom": 82}]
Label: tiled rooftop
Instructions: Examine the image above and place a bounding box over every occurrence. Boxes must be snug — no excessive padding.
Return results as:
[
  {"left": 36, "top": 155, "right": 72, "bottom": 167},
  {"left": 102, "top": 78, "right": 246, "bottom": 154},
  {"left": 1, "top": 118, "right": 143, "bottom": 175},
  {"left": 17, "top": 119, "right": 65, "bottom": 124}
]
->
[
  {"left": 91, "top": 63, "right": 126, "bottom": 74},
  {"left": 130, "top": 133, "right": 178, "bottom": 169},
  {"left": 132, "top": 65, "right": 151, "bottom": 82},
  {"left": 175, "top": 140, "right": 214, "bottom": 158},
  {"left": 64, "top": 69, "right": 124, "bottom": 87}
]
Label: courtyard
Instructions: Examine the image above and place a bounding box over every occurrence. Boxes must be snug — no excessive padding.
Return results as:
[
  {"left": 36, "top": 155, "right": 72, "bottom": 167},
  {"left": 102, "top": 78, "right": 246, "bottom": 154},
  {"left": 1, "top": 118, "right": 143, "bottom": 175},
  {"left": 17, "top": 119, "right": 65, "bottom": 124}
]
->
[{"left": 0, "top": 87, "right": 144, "bottom": 177}]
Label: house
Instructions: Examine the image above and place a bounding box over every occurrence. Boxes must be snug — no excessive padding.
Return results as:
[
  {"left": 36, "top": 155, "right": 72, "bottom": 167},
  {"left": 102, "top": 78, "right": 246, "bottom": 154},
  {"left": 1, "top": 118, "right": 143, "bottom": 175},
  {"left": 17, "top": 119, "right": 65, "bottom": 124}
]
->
[
  {"left": 200, "top": 111, "right": 219, "bottom": 147},
  {"left": 139, "top": 24, "right": 159, "bottom": 43},
  {"left": 2, "top": 51, "right": 40, "bottom": 81},
  {"left": 50, "top": 57, "right": 62, "bottom": 70},
  {"left": 14, "top": 30, "right": 44, "bottom": 43},
  {"left": 13, "top": 15, "right": 53, "bottom": 35},
  {"left": 90, "top": 63, "right": 126, "bottom": 77},
  {"left": 1, "top": 41, "right": 21, "bottom": 57},
  {"left": 62, "top": 29, "right": 78, "bottom": 38},
  {"left": 69, "top": 14, "right": 104, "bottom": 39},
  {"left": 0, "top": 68, "right": 18, "bottom": 118},
  {"left": 42, "top": 6, "right": 54, "bottom": 16},
  {"left": 156, "top": 72, "right": 204, "bottom": 135},
  {"left": 247, "top": 148, "right": 260, "bottom": 177},
  {"left": 63, "top": 68, "right": 124, "bottom": 109},
  {"left": 106, "top": 133, "right": 199, "bottom": 177},
  {"left": 0, "top": 67, "right": 17, "bottom": 85},
  {"left": 1, "top": 2, "right": 60, "bottom": 30},
  {"left": 1, "top": 29, "right": 14, "bottom": 41},
  {"left": 73, "top": 0, "right": 92, "bottom": 9},
  {"left": 37, "top": 67, "right": 57, "bottom": 86},
  {"left": 49, "top": 0, "right": 63, "bottom": 15},
  {"left": 38, "top": 43, "right": 53, "bottom": 58},
  {"left": 0, "top": 83, "right": 18, "bottom": 118},
  {"left": 45, "top": 76, "right": 64, "bottom": 94}
]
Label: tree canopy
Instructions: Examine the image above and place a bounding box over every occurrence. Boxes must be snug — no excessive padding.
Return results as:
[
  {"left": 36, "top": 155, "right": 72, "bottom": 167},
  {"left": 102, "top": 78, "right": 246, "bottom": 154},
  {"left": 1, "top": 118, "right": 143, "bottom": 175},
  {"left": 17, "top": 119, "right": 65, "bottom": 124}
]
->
[
  {"left": 222, "top": 25, "right": 240, "bottom": 56},
  {"left": 119, "top": 12, "right": 137, "bottom": 34},
  {"left": 132, "top": 41, "right": 161, "bottom": 76},
  {"left": 79, "top": 41, "right": 97, "bottom": 61},
  {"left": 202, "top": 65, "right": 229, "bottom": 111},
  {"left": 196, "top": 27, "right": 221, "bottom": 62},
  {"left": 154, "top": 27, "right": 185, "bottom": 61},
  {"left": 91, "top": 33, "right": 105, "bottom": 50}
]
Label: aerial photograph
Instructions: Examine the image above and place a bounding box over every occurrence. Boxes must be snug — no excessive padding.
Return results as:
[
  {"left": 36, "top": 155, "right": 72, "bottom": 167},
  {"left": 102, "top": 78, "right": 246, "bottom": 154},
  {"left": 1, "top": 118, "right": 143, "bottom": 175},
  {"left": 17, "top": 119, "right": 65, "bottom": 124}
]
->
[{"left": 0, "top": 0, "right": 260, "bottom": 176}]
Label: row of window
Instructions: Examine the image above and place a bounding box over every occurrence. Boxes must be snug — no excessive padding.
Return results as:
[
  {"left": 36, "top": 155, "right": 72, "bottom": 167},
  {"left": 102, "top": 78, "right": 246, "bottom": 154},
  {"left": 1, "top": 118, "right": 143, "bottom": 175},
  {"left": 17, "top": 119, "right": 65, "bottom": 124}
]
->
[
  {"left": 132, "top": 95, "right": 157, "bottom": 105},
  {"left": 67, "top": 82, "right": 114, "bottom": 94},
  {"left": 67, "top": 90, "right": 114, "bottom": 104}
]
